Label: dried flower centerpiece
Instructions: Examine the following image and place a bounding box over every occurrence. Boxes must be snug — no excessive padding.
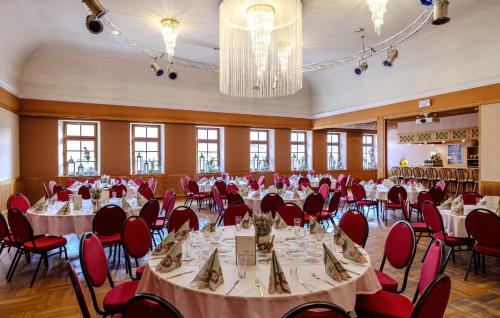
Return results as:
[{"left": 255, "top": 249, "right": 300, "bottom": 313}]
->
[
  {"left": 253, "top": 213, "right": 273, "bottom": 250},
  {"left": 90, "top": 184, "right": 102, "bottom": 211}
]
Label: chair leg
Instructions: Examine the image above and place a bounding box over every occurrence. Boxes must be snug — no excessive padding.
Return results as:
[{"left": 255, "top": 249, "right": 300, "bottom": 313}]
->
[
  {"left": 6, "top": 249, "right": 21, "bottom": 281},
  {"left": 464, "top": 250, "right": 475, "bottom": 281},
  {"left": 0, "top": 242, "right": 4, "bottom": 256},
  {"left": 63, "top": 246, "right": 68, "bottom": 260},
  {"left": 444, "top": 247, "right": 454, "bottom": 268},
  {"left": 29, "top": 254, "right": 44, "bottom": 288},
  {"left": 482, "top": 254, "right": 486, "bottom": 273}
]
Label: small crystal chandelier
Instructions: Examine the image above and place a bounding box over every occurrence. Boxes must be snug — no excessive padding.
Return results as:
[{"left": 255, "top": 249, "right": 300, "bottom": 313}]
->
[
  {"left": 219, "top": 0, "right": 302, "bottom": 98},
  {"left": 367, "top": 0, "right": 389, "bottom": 36},
  {"left": 161, "top": 18, "right": 180, "bottom": 63}
]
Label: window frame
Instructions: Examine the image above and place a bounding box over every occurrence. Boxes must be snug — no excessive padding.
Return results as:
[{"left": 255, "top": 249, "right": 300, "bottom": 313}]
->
[
  {"left": 62, "top": 121, "right": 98, "bottom": 176},
  {"left": 131, "top": 123, "right": 162, "bottom": 175},
  {"left": 363, "top": 134, "right": 377, "bottom": 170},
  {"left": 291, "top": 130, "right": 307, "bottom": 171},
  {"left": 327, "top": 132, "right": 341, "bottom": 170},
  {"left": 196, "top": 127, "right": 221, "bottom": 173},
  {"left": 250, "top": 129, "right": 270, "bottom": 171}
]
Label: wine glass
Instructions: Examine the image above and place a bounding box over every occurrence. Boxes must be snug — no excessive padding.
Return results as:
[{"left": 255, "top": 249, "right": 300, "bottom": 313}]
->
[{"left": 235, "top": 216, "right": 242, "bottom": 231}]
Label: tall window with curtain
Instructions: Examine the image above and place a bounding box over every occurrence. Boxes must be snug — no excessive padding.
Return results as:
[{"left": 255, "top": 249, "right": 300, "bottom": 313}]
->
[
  {"left": 291, "top": 131, "right": 307, "bottom": 171},
  {"left": 131, "top": 124, "right": 162, "bottom": 174},
  {"left": 327, "top": 132, "right": 342, "bottom": 170},
  {"left": 250, "top": 129, "right": 269, "bottom": 171},
  {"left": 197, "top": 127, "right": 220, "bottom": 173}
]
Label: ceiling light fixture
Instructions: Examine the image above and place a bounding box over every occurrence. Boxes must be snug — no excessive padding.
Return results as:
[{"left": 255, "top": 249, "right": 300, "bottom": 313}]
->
[
  {"left": 383, "top": 47, "right": 398, "bottom": 67},
  {"left": 161, "top": 18, "right": 180, "bottom": 63},
  {"left": 355, "top": 58, "right": 368, "bottom": 75},
  {"left": 82, "top": 0, "right": 107, "bottom": 34},
  {"left": 219, "top": 0, "right": 303, "bottom": 98},
  {"left": 150, "top": 58, "right": 164, "bottom": 77},
  {"left": 367, "top": 0, "right": 389, "bottom": 35}
]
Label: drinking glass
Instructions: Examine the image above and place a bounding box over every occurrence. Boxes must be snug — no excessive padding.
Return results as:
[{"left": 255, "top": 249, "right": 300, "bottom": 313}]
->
[
  {"left": 294, "top": 218, "right": 301, "bottom": 235},
  {"left": 237, "top": 254, "right": 247, "bottom": 278},
  {"left": 68, "top": 194, "right": 74, "bottom": 203},
  {"left": 235, "top": 216, "right": 242, "bottom": 231}
]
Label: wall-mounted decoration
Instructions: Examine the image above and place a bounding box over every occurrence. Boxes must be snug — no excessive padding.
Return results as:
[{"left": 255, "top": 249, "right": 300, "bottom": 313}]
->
[{"left": 447, "top": 144, "right": 463, "bottom": 165}]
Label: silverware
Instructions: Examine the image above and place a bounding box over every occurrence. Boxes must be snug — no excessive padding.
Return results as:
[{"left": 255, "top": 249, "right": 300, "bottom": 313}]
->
[
  {"left": 311, "top": 272, "right": 335, "bottom": 287},
  {"left": 296, "top": 276, "right": 313, "bottom": 293},
  {"left": 225, "top": 279, "right": 240, "bottom": 295},
  {"left": 165, "top": 270, "right": 194, "bottom": 279},
  {"left": 183, "top": 275, "right": 197, "bottom": 287},
  {"left": 255, "top": 278, "right": 264, "bottom": 296}
]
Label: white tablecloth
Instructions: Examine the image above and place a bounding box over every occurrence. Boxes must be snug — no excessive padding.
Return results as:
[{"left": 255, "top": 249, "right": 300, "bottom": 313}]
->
[
  {"left": 365, "top": 185, "right": 422, "bottom": 204},
  {"left": 244, "top": 191, "right": 305, "bottom": 212},
  {"left": 68, "top": 182, "right": 139, "bottom": 197},
  {"left": 198, "top": 181, "right": 247, "bottom": 193},
  {"left": 27, "top": 198, "right": 141, "bottom": 236},
  {"left": 137, "top": 226, "right": 381, "bottom": 317}
]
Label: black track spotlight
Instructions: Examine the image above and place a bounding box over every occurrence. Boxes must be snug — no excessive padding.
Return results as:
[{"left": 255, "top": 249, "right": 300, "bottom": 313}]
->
[
  {"left": 354, "top": 58, "right": 368, "bottom": 75},
  {"left": 86, "top": 15, "right": 104, "bottom": 34},
  {"left": 82, "top": 0, "right": 107, "bottom": 18},
  {"left": 169, "top": 71, "right": 178, "bottom": 80},
  {"left": 432, "top": 0, "right": 450, "bottom": 25},
  {"left": 419, "top": 0, "right": 433, "bottom": 7},
  {"left": 83, "top": 0, "right": 107, "bottom": 34},
  {"left": 383, "top": 47, "right": 399, "bottom": 67},
  {"left": 150, "top": 59, "right": 164, "bottom": 77}
]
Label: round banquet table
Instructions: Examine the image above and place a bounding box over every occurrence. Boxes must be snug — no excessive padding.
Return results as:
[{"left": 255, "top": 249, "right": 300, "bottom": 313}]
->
[
  {"left": 437, "top": 205, "right": 491, "bottom": 238},
  {"left": 68, "top": 182, "right": 139, "bottom": 197},
  {"left": 198, "top": 181, "right": 247, "bottom": 193},
  {"left": 290, "top": 178, "right": 337, "bottom": 190},
  {"left": 243, "top": 190, "right": 305, "bottom": 212},
  {"left": 364, "top": 185, "right": 422, "bottom": 205},
  {"left": 27, "top": 198, "right": 141, "bottom": 236},
  {"left": 137, "top": 226, "right": 381, "bottom": 317}
]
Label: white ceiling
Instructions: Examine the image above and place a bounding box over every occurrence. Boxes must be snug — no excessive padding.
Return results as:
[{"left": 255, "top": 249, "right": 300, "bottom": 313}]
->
[{"left": 1, "top": 0, "right": 499, "bottom": 118}]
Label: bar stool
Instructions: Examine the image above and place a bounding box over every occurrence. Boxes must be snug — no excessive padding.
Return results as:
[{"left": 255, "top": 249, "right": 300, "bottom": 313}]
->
[
  {"left": 439, "top": 168, "right": 456, "bottom": 198},
  {"left": 470, "top": 169, "right": 479, "bottom": 193},
  {"left": 454, "top": 168, "right": 469, "bottom": 196},
  {"left": 391, "top": 167, "right": 403, "bottom": 185},
  {"left": 425, "top": 168, "right": 440, "bottom": 188},
  {"left": 401, "top": 167, "right": 413, "bottom": 184},
  {"left": 413, "top": 167, "right": 426, "bottom": 185}
]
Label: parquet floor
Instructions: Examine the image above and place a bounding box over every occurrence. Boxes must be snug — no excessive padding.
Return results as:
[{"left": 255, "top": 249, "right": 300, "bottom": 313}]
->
[{"left": 0, "top": 200, "right": 498, "bottom": 318}]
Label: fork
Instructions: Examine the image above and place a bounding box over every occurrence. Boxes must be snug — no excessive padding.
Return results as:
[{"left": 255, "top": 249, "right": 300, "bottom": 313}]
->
[
  {"left": 311, "top": 272, "right": 335, "bottom": 287},
  {"left": 255, "top": 278, "right": 264, "bottom": 296},
  {"left": 296, "top": 276, "right": 313, "bottom": 293}
]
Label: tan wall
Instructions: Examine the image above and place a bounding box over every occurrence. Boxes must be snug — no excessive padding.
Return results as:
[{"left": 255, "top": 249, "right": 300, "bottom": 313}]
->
[
  {"left": 100, "top": 120, "right": 130, "bottom": 176},
  {"left": 275, "top": 128, "right": 291, "bottom": 173},
  {"left": 225, "top": 126, "right": 250, "bottom": 174}
]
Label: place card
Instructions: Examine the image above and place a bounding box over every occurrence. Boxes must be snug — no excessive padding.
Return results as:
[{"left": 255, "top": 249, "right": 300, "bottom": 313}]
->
[
  {"left": 235, "top": 227, "right": 256, "bottom": 265},
  {"left": 73, "top": 194, "right": 82, "bottom": 210}
]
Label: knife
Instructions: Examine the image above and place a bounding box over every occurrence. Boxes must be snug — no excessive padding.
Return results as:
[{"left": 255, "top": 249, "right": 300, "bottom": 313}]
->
[
  {"left": 165, "top": 270, "right": 194, "bottom": 279},
  {"left": 225, "top": 279, "right": 240, "bottom": 295}
]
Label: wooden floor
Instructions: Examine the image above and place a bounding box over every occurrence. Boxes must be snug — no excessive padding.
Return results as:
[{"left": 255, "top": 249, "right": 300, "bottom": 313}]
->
[{"left": 0, "top": 200, "right": 498, "bottom": 318}]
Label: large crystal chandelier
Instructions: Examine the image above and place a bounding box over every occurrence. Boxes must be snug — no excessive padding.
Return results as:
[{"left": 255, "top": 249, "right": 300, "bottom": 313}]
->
[
  {"left": 161, "top": 18, "right": 180, "bottom": 63},
  {"left": 219, "top": 0, "right": 302, "bottom": 98},
  {"left": 367, "top": 0, "right": 389, "bottom": 35}
]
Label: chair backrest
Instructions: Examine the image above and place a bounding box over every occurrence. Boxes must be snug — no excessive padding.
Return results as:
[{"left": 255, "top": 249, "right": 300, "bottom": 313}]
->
[
  {"left": 111, "top": 184, "right": 127, "bottom": 198},
  {"left": 465, "top": 208, "right": 500, "bottom": 247},
  {"left": 161, "top": 189, "right": 175, "bottom": 214},
  {"left": 245, "top": 175, "right": 253, "bottom": 183},
  {"left": 350, "top": 184, "right": 366, "bottom": 201},
  {"left": 400, "top": 197, "right": 411, "bottom": 221},
  {"left": 421, "top": 201, "right": 444, "bottom": 235},
  {"left": 66, "top": 261, "right": 92, "bottom": 318},
  {"left": 257, "top": 175, "right": 265, "bottom": 186},
  {"left": 425, "top": 168, "right": 439, "bottom": 180},
  {"left": 0, "top": 213, "right": 13, "bottom": 243},
  {"left": 318, "top": 183, "right": 329, "bottom": 201},
  {"left": 260, "top": 193, "right": 285, "bottom": 216},
  {"left": 223, "top": 203, "right": 252, "bottom": 226},
  {"left": 303, "top": 192, "right": 325, "bottom": 216},
  {"left": 212, "top": 187, "right": 224, "bottom": 212},
  {"left": 147, "top": 178, "right": 155, "bottom": 192},
  {"left": 87, "top": 178, "right": 96, "bottom": 185},
  {"left": 165, "top": 194, "right": 177, "bottom": 220},
  {"left": 277, "top": 203, "right": 304, "bottom": 226},
  {"left": 167, "top": 206, "right": 199, "bottom": 232},
  {"left": 139, "top": 183, "right": 155, "bottom": 200},
  {"left": 326, "top": 190, "right": 341, "bottom": 215},
  {"left": 428, "top": 186, "right": 445, "bottom": 205},
  {"left": 410, "top": 275, "right": 451, "bottom": 318},
  {"left": 227, "top": 191, "right": 244, "bottom": 205},
  {"left": 436, "top": 180, "right": 446, "bottom": 191},
  {"left": 7, "top": 208, "right": 34, "bottom": 244},
  {"left": 78, "top": 185, "right": 92, "bottom": 200},
  {"left": 121, "top": 216, "right": 151, "bottom": 259},
  {"left": 139, "top": 199, "right": 161, "bottom": 228},
  {"left": 337, "top": 174, "right": 345, "bottom": 183},
  {"left": 92, "top": 204, "right": 127, "bottom": 237},
  {"left": 415, "top": 240, "right": 445, "bottom": 300},
  {"left": 283, "top": 176, "right": 290, "bottom": 188},
  {"left": 298, "top": 177, "right": 310, "bottom": 190},
  {"left": 413, "top": 167, "right": 425, "bottom": 179},
  {"left": 134, "top": 177, "right": 143, "bottom": 186},
  {"left": 416, "top": 191, "right": 434, "bottom": 210},
  {"left": 187, "top": 180, "right": 200, "bottom": 195},
  {"left": 227, "top": 183, "right": 239, "bottom": 193},
  {"left": 281, "top": 301, "right": 350, "bottom": 318},
  {"left": 387, "top": 185, "right": 407, "bottom": 203},
  {"left": 65, "top": 178, "right": 77, "bottom": 188},
  {"left": 79, "top": 232, "right": 109, "bottom": 288},
  {"left": 57, "top": 189, "right": 73, "bottom": 202},
  {"left": 122, "top": 293, "right": 184, "bottom": 318},
  {"left": 319, "top": 177, "right": 332, "bottom": 188},
  {"left": 7, "top": 193, "right": 31, "bottom": 213},
  {"left": 338, "top": 210, "right": 369, "bottom": 247},
  {"left": 351, "top": 178, "right": 361, "bottom": 186},
  {"left": 52, "top": 183, "right": 64, "bottom": 194},
  {"left": 48, "top": 180, "right": 58, "bottom": 194},
  {"left": 214, "top": 180, "right": 227, "bottom": 197},
  {"left": 460, "top": 192, "right": 482, "bottom": 205},
  {"left": 248, "top": 180, "right": 259, "bottom": 191}
]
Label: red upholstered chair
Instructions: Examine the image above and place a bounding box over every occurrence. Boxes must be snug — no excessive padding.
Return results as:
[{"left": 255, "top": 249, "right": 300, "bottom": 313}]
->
[
  {"left": 351, "top": 184, "right": 378, "bottom": 218},
  {"left": 7, "top": 193, "right": 31, "bottom": 213},
  {"left": 122, "top": 216, "right": 151, "bottom": 280},
  {"left": 410, "top": 191, "right": 434, "bottom": 221},
  {"left": 0, "top": 212, "right": 16, "bottom": 256},
  {"left": 181, "top": 176, "right": 193, "bottom": 206},
  {"left": 161, "top": 189, "right": 176, "bottom": 220},
  {"left": 319, "top": 177, "right": 332, "bottom": 190},
  {"left": 48, "top": 180, "right": 57, "bottom": 195},
  {"left": 92, "top": 205, "right": 126, "bottom": 264},
  {"left": 139, "top": 199, "right": 162, "bottom": 245},
  {"left": 7, "top": 208, "right": 68, "bottom": 287},
  {"left": 428, "top": 186, "right": 445, "bottom": 205},
  {"left": 56, "top": 189, "right": 73, "bottom": 202},
  {"left": 167, "top": 206, "right": 199, "bottom": 232},
  {"left": 351, "top": 178, "right": 361, "bottom": 186},
  {"left": 283, "top": 176, "right": 290, "bottom": 188},
  {"left": 302, "top": 192, "right": 325, "bottom": 224},
  {"left": 52, "top": 183, "right": 64, "bottom": 195},
  {"left": 134, "top": 177, "right": 143, "bottom": 186},
  {"left": 66, "top": 261, "right": 92, "bottom": 318},
  {"left": 248, "top": 180, "right": 259, "bottom": 191},
  {"left": 223, "top": 203, "right": 252, "bottom": 226},
  {"left": 87, "top": 178, "right": 96, "bottom": 185},
  {"left": 65, "top": 178, "right": 77, "bottom": 188},
  {"left": 383, "top": 185, "right": 407, "bottom": 223},
  {"left": 214, "top": 180, "right": 228, "bottom": 201},
  {"left": 187, "top": 180, "right": 210, "bottom": 211},
  {"left": 78, "top": 184, "right": 92, "bottom": 200},
  {"left": 298, "top": 177, "right": 310, "bottom": 190},
  {"left": 421, "top": 201, "right": 472, "bottom": 267},
  {"left": 79, "top": 233, "right": 139, "bottom": 316},
  {"left": 138, "top": 183, "right": 155, "bottom": 200},
  {"left": 261, "top": 193, "right": 285, "bottom": 217},
  {"left": 338, "top": 210, "right": 369, "bottom": 247},
  {"left": 245, "top": 175, "right": 253, "bottom": 183},
  {"left": 227, "top": 183, "right": 239, "bottom": 193},
  {"left": 322, "top": 190, "right": 341, "bottom": 225},
  {"left": 464, "top": 209, "right": 500, "bottom": 280},
  {"left": 227, "top": 190, "right": 244, "bottom": 205},
  {"left": 122, "top": 292, "right": 184, "bottom": 318},
  {"left": 436, "top": 180, "right": 446, "bottom": 192},
  {"left": 147, "top": 177, "right": 155, "bottom": 192},
  {"left": 461, "top": 192, "right": 482, "bottom": 205},
  {"left": 111, "top": 184, "right": 127, "bottom": 198},
  {"left": 318, "top": 183, "right": 329, "bottom": 201},
  {"left": 257, "top": 175, "right": 266, "bottom": 187},
  {"left": 401, "top": 196, "right": 429, "bottom": 244},
  {"left": 356, "top": 240, "right": 447, "bottom": 318},
  {"left": 212, "top": 187, "right": 226, "bottom": 225},
  {"left": 277, "top": 203, "right": 304, "bottom": 227},
  {"left": 281, "top": 301, "right": 349, "bottom": 318},
  {"left": 376, "top": 221, "right": 416, "bottom": 293},
  {"left": 339, "top": 184, "right": 356, "bottom": 211}
]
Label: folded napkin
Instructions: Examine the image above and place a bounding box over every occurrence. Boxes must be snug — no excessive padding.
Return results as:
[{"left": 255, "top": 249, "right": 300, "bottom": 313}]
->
[
  {"left": 268, "top": 250, "right": 291, "bottom": 294},
  {"left": 251, "top": 190, "right": 260, "bottom": 198},
  {"left": 274, "top": 213, "right": 287, "bottom": 229},
  {"left": 332, "top": 219, "right": 345, "bottom": 246},
  {"left": 152, "top": 231, "right": 175, "bottom": 256},
  {"left": 306, "top": 187, "right": 314, "bottom": 196},
  {"left": 242, "top": 212, "right": 252, "bottom": 229},
  {"left": 136, "top": 193, "right": 147, "bottom": 206},
  {"left": 478, "top": 197, "right": 487, "bottom": 207},
  {"left": 309, "top": 216, "right": 325, "bottom": 234},
  {"left": 268, "top": 185, "right": 277, "bottom": 193},
  {"left": 175, "top": 220, "right": 190, "bottom": 240},
  {"left": 439, "top": 197, "right": 453, "bottom": 209},
  {"left": 360, "top": 180, "right": 366, "bottom": 186},
  {"left": 33, "top": 197, "right": 47, "bottom": 212},
  {"left": 293, "top": 188, "right": 301, "bottom": 200},
  {"left": 451, "top": 197, "right": 464, "bottom": 215},
  {"left": 58, "top": 201, "right": 70, "bottom": 215},
  {"left": 341, "top": 235, "right": 367, "bottom": 264},
  {"left": 73, "top": 194, "right": 82, "bottom": 210},
  {"left": 156, "top": 241, "right": 182, "bottom": 273},
  {"left": 194, "top": 248, "right": 224, "bottom": 291},
  {"left": 323, "top": 243, "right": 351, "bottom": 282},
  {"left": 122, "top": 198, "right": 132, "bottom": 210},
  {"left": 367, "top": 179, "right": 374, "bottom": 186}
]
